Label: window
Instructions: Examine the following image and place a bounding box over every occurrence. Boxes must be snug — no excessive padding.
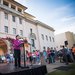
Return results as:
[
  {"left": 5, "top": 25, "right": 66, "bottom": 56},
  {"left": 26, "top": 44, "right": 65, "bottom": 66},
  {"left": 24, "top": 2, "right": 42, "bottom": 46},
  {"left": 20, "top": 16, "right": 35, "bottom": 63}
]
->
[
  {"left": 30, "top": 28, "right": 32, "bottom": 33},
  {"left": 19, "top": 18, "right": 22, "bottom": 24},
  {"left": 13, "top": 28, "right": 16, "bottom": 34},
  {"left": 11, "top": 5, "right": 15, "bottom": 10},
  {"left": 46, "top": 35, "right": 48, "bottom": 41},
  {"left": 18, "top": 8, "right": 22, "bottom": 13},
  {"left": 43, "top": 46, "right": 46, "bottom": 50},
  {"left": 4, "top": 26, "right": 8, "bottom": 33},
  {"left": 51, "top": 47, "right": 53, "bottom": 50},
  {"left": 3, "top": 1, "right": 9, "bottom": 6},
  {"left": 20, "top": 30, "right": 23, "bottom": 36},
  {"left": 5, "top": 13, "right": 8, "bottom": 19},
  {"left": 49, "top": 36, "right": 51, "bottom": 42},
  {"left": 12, "top": 16, "right": 15, "bottom": 22},
  {"left": 52, "top": 37, "right": 55, "bottom": 42},
  {"left": 0, "top": 0, "right": 1, "bottom": 4},
  {"left": 31, "top": 39, "right": 35, "bottom": 47},
  {"left": 41, "top": 34, "right": 44, "bottom": 40}
]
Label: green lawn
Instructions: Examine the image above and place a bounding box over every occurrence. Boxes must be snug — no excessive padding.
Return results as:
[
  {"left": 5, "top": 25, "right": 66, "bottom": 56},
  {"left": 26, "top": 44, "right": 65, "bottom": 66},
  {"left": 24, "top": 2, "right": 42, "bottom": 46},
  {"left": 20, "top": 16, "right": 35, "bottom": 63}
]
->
[{"left": 48, "top": 63, "right": 75, "bottom": 75}]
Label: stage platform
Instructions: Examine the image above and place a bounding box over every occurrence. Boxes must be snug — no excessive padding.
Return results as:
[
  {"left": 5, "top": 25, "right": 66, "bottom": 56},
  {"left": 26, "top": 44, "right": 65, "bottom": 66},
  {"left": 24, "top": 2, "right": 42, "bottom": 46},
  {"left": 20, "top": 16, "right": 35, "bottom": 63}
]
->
[{"left": 0, "top": 63, "right": 47, "bottom": 75}]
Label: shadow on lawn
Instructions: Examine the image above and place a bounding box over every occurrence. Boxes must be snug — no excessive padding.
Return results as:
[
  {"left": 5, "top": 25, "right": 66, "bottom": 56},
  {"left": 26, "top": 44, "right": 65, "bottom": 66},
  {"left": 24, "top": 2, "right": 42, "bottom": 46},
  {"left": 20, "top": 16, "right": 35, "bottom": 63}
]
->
[
  {"left": 48, "top": 63, "right": 75, "bottom": 75},
  {"left": 54, "top": 66, "right": 71, "bottom": 71}
]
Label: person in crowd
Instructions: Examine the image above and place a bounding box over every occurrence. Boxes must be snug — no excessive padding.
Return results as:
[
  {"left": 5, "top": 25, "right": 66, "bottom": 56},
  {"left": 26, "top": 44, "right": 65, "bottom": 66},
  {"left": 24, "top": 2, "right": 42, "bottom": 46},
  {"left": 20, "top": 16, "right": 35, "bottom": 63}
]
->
[
  {"left": 47, "top": 48, "right": 51, "bottom": 64},
  {"left": 32, "top": 50, "right": 36, "bottom": 64},
  {"left": 40, "top": 52, "right": 46, "bottom": 65},
  {"left": 51, "top": 50, "right": 55, "bottom": 63},
  {"left": 58, "top": 50, "right": 63, "bottom": 63},
  {"left": 65, "top": 48, "right": 72, "bottom": 63},
  {"left": 62, "top": 46, "right": 69, "bottom": 65},
  {"left": 9, "top": 53, "right": 14, "bottom": 63},
  {"left": 35, "top": 50, "right": 38, "bottom": 63},
  {"left": 70, "top": 47, "right": 75, "bottom": 62},
  {"left": 43, "top": 50, "right": 47, "bottom": 63},
  {"left": 28, "top": 52, "right": 33, "bottom": 65},
  {"left": 26, "top": 50, "right": 29, "bottom": 63},
  {"left": 69, "top": 48, "right": 74, "bottom": 62},
  {"left": 72, "top": 44, "right": 75, "bottom": 61},
  {"left": 5, "top": 53, "right": 11, "bottom": 63},
  {"left": 36, "top": 50, "right": 40, "bottom": 64}
]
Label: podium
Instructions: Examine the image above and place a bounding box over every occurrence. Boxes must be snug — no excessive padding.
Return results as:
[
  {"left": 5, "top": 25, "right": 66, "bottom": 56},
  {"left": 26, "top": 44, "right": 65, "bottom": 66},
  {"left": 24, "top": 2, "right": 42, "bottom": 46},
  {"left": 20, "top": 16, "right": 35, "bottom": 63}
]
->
[
  {"left": 19, "top": 42, "right": 26, "bottom": 67},
  {"left": 20, "top": 39, "right": 29, "bottom": 68}
]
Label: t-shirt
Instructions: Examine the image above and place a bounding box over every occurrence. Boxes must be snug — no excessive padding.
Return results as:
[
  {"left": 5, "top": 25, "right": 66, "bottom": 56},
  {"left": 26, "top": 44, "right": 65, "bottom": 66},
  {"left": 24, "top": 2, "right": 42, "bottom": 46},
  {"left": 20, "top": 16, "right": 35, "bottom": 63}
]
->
[
  {"left": 72, "top": 47, "right": 75, "bottom": 53},
  {"left": 12, "top": 39, "right": 23, "bottom": 50}
]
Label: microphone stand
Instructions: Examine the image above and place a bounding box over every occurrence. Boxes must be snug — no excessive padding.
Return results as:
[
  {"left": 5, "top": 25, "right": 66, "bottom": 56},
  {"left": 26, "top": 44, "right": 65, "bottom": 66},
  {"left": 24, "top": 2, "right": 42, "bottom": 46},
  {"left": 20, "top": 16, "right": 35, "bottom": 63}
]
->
[
  {"left": 21, "top": 38, "right": 29, "bottom": 68},
  {"left": 23, "top": 43, "right": 26, "bottom": 67},
  {"left": 19, "top": 38, "right": 26, "bottom": 68}
]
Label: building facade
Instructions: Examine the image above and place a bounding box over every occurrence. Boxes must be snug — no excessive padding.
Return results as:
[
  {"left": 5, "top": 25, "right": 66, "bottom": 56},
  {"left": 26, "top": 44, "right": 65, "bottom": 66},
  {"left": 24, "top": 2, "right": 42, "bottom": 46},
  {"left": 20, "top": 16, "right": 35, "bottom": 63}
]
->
[
  {"left": 55, "top": 31, "right": 75, "bottom": 50},
  {"left": 0, "top": 0, "right": 55, "bottom": 55}
]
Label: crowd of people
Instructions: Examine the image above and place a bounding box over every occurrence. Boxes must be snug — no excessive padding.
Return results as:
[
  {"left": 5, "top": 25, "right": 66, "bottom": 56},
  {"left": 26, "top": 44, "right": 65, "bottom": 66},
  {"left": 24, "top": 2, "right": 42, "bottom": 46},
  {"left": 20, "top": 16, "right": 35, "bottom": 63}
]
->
[
  {"left": 25, "top": 48, "right": 56, "bottom": 65},
  {"left": 43, "top": 48, "right": 56, "bottom": 64},
  {"left": 1, "top": 44, "right": 75, "bottom": 66},
  {"left": 26, "top": 50, "right": 40, "bottom": 65},
  {"left": 58, "top": 44, "right": 75, "bottom": 65}
]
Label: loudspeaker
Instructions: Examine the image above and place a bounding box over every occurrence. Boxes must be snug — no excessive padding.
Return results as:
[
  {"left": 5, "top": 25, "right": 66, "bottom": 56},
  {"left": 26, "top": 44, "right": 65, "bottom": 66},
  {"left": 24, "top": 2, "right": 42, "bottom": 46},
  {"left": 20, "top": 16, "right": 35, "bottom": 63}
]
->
[{"left": 64, "top": 41, "right": 68, "bottom": 45}]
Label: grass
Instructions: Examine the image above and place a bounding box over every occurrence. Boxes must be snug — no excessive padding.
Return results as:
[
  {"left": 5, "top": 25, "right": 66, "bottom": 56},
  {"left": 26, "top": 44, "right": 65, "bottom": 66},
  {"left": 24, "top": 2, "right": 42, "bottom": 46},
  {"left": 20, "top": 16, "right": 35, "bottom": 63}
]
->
[{"left": 48, "top": 63, "right": 75, "bottom": 75}]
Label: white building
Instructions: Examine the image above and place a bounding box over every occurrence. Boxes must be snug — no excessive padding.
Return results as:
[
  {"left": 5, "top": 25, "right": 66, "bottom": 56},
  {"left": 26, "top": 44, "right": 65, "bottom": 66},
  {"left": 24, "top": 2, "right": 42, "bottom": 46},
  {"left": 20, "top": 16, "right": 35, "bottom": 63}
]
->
[
  {"left": 0, "top": 0, "right": 55, "bottom": 55},
  {"left": 55, "top": 31, "right": 75, "bottom": 50}
]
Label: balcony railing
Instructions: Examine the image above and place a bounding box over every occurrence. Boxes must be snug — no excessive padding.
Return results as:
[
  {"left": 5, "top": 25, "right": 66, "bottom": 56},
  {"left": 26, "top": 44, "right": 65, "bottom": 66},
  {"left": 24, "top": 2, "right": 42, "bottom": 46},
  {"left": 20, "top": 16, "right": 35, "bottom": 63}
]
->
[{"left": 0, "top": 4, "right": 23, "bottom": 16}]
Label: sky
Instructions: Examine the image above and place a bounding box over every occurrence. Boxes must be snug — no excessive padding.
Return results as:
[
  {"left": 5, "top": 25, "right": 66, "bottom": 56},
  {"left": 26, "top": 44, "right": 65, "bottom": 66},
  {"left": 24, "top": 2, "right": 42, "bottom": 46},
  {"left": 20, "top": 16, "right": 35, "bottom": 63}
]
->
[{"left": 15, "top": 0, "right": 75, "bottom": 34}]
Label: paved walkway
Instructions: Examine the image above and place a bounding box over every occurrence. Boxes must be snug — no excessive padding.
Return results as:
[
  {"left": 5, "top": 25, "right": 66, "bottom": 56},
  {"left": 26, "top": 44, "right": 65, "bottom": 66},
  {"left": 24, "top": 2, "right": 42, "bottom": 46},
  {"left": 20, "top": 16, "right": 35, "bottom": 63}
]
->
[{"left": 46, "top": 61, "right": 67, "bottom": 73}]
